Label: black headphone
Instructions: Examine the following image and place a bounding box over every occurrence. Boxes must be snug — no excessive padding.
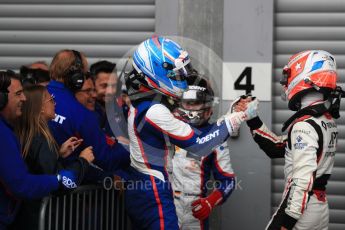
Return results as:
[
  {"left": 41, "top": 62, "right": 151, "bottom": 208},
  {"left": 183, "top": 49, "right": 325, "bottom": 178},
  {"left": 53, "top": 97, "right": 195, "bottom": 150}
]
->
[
  {"left": 20, "top": 66, "right": 50, "bottom": 86},
  {"left": 65, "top": 50, "right": 85, "bottom": 91},
  {"left": 0, "top": 70, "right": 12, "bottom": 110}
]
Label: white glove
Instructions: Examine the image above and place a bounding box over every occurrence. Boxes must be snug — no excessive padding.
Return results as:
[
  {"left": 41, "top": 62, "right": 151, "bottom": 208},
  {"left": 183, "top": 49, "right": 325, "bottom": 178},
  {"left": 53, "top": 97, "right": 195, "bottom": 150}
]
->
[
  {"left": 229, "top": 95, "right": 245, "bottom": 113},
  {"left": 218, "top": 111, "right": 246, "bottom": 135},
  {"left": 218, "top": 97, "right": 259, "bottom": 136},
  {"left": 243, "top": 98, "right": 259, "bottom": 120},
  {"left": 224, "top": 95, "right": 247, "bottom": 137},
  {"left": 229, "top": 95, "right": 258, "bottom": 116}
]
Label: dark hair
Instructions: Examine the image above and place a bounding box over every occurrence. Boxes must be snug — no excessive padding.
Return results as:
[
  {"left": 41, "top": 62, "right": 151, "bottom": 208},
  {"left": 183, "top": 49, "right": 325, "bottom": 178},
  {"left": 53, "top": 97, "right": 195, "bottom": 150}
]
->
[
  {"left": 90, "top": 60, "right": 117, "bottom": 80},
  {"left": 0, "top": 70, "right": 15, "bottom": 94},
  {"left": 0, "top": 70, "right": 21, "bottom": 111},
  {"left": 1, "top": 70, "right": 21, "bottom": 82},
  {"left": 85, "top": 71, "right": 92, "bottom": 80}
]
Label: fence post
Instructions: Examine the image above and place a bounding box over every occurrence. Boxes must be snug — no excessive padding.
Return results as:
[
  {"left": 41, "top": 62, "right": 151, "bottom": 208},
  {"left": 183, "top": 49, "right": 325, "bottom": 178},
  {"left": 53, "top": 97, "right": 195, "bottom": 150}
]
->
[{"left": 38, "top": 185, "right": 129, "bottom": 230}]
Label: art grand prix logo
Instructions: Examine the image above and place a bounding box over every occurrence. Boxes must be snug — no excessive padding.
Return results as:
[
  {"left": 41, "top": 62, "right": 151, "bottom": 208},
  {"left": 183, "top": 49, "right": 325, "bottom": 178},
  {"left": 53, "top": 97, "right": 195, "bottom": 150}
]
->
[{"left": 294, "top": 135, "right": 308, "bottom": 150}]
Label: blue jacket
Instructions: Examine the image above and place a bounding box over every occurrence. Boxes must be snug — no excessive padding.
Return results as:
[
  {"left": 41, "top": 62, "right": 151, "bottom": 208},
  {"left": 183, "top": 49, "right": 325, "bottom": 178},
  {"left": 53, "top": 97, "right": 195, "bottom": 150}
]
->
[
  {"left": 0, "top": 117, "right": 59, "bottom": 227},
  {"left": 95, "top": 101, "right": 128, "bottom": 140},
  {"left": 47, "top": 81, "right": 130, "bottom": 173}
]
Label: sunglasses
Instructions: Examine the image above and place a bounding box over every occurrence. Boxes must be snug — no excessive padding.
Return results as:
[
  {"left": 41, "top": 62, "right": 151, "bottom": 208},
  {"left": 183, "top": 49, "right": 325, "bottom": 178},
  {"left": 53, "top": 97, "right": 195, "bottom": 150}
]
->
[{"left": 44, "top": 94, "right": 56, "bottom": 105}]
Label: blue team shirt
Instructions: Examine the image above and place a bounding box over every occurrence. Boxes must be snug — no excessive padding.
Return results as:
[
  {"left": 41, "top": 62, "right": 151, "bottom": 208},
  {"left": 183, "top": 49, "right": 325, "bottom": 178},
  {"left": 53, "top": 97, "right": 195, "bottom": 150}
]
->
[
  {"left": 0, "top": 116, "right": 59, "bottom": 227},
  {"left": 47, "top": 81, "right": 130, "bottom": 173}
]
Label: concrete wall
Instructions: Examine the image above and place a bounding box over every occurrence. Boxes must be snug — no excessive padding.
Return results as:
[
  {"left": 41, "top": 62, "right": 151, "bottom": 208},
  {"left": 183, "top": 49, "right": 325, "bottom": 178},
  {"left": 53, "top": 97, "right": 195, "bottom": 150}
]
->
[
  {"left": 221, "top": 0, "right": 273, "bottom": 229},
  {"left": 177, "top": 1, "right": 224, "bottom": 229}
]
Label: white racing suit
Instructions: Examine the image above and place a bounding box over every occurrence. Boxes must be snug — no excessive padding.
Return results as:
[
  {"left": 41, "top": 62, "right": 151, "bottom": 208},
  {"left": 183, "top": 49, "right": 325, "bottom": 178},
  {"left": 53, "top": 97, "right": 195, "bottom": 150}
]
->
[
  {"left": 246, "top": 114, "right": 337, "bottom": 230},
  {"left": 171, "top": 141, "right": 235, "bottom": 230}
]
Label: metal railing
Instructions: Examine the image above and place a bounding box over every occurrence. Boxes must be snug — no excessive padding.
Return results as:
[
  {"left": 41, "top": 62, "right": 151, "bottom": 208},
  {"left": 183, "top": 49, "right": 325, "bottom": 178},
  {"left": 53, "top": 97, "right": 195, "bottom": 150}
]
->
[{"left": 38, "top": 185, "right": 129, "bottom": 230}]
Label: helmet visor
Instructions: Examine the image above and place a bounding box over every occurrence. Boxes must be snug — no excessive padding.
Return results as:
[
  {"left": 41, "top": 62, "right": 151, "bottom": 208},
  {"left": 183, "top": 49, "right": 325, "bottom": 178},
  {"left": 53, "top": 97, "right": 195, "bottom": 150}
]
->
[
  {"left": 167, "top": 63, "right": 194, "bottom": 81},
  {"left": 280, "top": 65, "right": 291, "bottom": 87},
  {"left": 182, "top": 89, "right": 215, "bottom": 107}
]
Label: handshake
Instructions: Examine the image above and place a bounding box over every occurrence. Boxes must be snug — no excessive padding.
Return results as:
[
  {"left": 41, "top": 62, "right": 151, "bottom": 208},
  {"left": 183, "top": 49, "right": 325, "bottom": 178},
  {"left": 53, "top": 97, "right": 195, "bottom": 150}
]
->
[{"left": 218, "top": 95, "right": 258, "bottom": 136}]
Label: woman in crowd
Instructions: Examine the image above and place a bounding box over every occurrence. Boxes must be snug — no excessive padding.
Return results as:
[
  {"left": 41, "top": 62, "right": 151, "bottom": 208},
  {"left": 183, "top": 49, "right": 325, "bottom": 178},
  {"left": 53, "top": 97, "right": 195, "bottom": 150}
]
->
[{"left": 12, "top": 85, "right": 95, "bottom": 230}]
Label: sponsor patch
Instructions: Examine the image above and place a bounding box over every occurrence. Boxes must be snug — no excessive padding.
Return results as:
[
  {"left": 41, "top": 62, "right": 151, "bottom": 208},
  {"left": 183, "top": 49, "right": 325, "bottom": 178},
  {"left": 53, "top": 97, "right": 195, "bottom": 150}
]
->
[
  {"left": 196, "top": 130, "right": 220, "bottom": 144},
  {"left": 294, "top": 135, "right": 308, "bottom": 150},
  {"left": 292, "top": 129, "right": 310, "bottom": 135},
  {"left": 189, "top": 85, "right": 206, "bottom": 91},
  {"left": 53, "top": 114, "right": 66, "bottom": 124}
]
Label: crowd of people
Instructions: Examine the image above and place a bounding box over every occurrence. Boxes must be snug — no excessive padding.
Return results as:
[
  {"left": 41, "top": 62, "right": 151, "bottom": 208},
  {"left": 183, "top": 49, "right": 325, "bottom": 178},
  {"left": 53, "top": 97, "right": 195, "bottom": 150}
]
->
[{"left": 0, "top": 35, "right": 342, "bottom": 230}]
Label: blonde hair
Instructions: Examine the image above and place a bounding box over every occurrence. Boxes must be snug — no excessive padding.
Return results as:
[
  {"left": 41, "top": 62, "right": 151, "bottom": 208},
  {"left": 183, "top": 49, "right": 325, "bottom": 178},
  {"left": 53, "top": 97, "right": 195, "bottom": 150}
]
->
[
  {"left": 50, "top": 49, "right": 88, "bottom": 81},
  {"left": 15, "top": 85, "right": 58, "bottom": 158}
]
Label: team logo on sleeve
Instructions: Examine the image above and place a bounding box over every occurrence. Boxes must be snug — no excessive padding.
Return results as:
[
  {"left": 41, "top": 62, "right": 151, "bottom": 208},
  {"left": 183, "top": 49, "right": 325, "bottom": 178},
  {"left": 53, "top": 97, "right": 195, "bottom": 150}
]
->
[
  {"left": 196, "top": 130, "right": 220, "bottom": 144},
  {"left": 294, "top": 135, "right": 308, "bottom": 150}
]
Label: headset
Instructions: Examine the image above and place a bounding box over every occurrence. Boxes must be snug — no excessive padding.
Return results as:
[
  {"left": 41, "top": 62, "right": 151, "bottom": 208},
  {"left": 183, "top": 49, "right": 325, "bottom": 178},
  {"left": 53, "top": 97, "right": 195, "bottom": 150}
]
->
[
  {"left": 0, "top": 70, "right": 12, "bottom": 110},
  {"left": 65, "top": 50, "right": 85, "bottom": 91}
]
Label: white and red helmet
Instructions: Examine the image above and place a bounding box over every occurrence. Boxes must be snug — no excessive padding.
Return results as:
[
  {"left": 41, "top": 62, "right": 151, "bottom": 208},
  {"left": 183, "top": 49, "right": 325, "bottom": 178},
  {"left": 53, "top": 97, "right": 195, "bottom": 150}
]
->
[{"left": 280, "top": 50, "right": 337, "bottom": 110}]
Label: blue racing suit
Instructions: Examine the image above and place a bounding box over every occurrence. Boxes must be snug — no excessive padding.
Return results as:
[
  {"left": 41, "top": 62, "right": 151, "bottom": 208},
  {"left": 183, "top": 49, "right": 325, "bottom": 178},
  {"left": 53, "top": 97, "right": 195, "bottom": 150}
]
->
[
  {"left": 0, "top": 116, "right": 59, "bottom": 228},
  {"left": 125, "top": 99, "right": 234, "bottom": 230}
]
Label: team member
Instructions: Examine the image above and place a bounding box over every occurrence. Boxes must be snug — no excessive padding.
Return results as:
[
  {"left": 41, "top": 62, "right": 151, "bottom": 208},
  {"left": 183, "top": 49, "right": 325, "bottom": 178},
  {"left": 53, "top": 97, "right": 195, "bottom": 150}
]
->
[
  {"left": 0, "top": 71, "right": 77, "bottom": 229},
  {"left": 47, "top": 50, "right": 130, "bottom": 176},
  {"left": 74, "top": 72, "right": 97, "bottom": 111},
  {"left": 172, "top": 75, "right": 235, "bottom": 230},
  {"left": 124, "top": 36, "right": 257, "bottom": 229},
  {"left": 13, "top": 85, "right": 95, "bottom": 230},
  {"left": 90, "top": 60, "right": 128, "bottom": 144},
  {"left": 74, "top": 71, "right": 124, "bottom": 183},
  {"left": 236, "top": 50, "right": 340, "bottom": 230}
]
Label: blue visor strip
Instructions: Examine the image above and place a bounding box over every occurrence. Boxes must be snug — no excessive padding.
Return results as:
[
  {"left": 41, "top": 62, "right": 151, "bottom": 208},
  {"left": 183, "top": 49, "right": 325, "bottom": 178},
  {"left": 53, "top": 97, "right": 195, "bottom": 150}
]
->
[{"left": 310, "top": 60, "right": 324, "bottom": 72}]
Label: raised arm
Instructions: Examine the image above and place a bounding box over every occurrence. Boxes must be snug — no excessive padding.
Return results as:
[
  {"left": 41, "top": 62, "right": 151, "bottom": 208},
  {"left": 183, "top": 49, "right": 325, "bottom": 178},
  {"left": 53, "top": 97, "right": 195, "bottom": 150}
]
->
[{"left": 246, "top": 116, "right": 287, "bottom": 158}]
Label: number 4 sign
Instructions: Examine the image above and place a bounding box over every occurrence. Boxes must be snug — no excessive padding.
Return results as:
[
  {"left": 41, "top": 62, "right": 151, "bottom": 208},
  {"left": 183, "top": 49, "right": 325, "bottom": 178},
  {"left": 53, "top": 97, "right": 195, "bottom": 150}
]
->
[{"left": 222, "top": 62, "right": 272, "bottom": 101}]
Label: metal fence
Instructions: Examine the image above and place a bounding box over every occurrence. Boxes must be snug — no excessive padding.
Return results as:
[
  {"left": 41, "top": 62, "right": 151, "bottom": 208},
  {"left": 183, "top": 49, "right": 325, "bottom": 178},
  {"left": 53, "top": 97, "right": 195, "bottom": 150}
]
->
[{"left": 38, "top": 185, "right": 129, "bottom": 230}]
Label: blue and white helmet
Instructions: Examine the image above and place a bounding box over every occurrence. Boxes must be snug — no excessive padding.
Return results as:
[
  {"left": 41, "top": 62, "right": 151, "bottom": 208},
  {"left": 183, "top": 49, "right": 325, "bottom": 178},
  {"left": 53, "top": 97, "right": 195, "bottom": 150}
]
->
[{"left": 132, "top": 36, "right": 193, "bottom": 99}]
